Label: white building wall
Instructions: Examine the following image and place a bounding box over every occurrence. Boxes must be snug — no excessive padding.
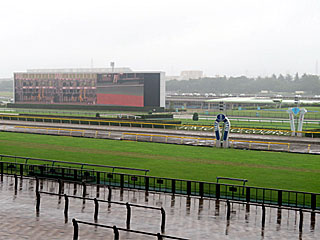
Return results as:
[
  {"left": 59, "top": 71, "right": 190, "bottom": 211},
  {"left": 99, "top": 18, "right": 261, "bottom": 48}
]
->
[{"left": 160, "top": 72, "right": 166, "bottom": 107}]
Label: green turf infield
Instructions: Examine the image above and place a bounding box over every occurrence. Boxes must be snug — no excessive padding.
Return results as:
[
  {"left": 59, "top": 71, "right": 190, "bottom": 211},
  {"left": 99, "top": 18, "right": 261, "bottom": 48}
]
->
[{"left": 0, "top": 132, "right": 319, "bottom": 193}]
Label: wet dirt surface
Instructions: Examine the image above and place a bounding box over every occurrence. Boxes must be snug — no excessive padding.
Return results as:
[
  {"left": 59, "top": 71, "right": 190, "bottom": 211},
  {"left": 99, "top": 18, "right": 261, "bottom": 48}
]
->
[{"left": 0, "top": 175, "right": 319, "bottom": 239}]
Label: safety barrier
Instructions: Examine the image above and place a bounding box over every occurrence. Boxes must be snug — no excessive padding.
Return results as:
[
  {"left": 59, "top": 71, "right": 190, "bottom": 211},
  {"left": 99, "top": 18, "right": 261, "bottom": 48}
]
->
[
  {"left": 1, "top": 113, "right": 319, "bottom": 137},
  {"left": 2, "top": 161, "right": 320, "bottom": 211},
  {"left": 1, "top": 125, "right": 314, "bottom": 153},
  {"left": 0, "top": 154, "right": 149, "bottom": 175},
  {"left": 229, "top": 139, "right": 291, "bottom": 151},
  {"left": 72, "top": 219, "right": 187, "bottom": 240},
  {"left": 36, "top": 190, "right": 166, "bottom": 233},
  {"left": 121, "top": 132, "right": 308, "bottom": 153},
  {"left": 122, "top": 132, "right": 215, "bottom": 145}
]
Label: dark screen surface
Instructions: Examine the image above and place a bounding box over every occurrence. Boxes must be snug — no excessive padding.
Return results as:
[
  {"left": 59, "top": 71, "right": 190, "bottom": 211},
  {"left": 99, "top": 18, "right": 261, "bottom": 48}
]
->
[{"left": 144, "top": 73, "right": 160, "bottom": 107}]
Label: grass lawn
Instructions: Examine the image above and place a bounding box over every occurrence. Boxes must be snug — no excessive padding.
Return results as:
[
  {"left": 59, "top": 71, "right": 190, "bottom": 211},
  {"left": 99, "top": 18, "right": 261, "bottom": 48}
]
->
[{"left": 0, "top": 132, "right": 320, "bottom": 193}]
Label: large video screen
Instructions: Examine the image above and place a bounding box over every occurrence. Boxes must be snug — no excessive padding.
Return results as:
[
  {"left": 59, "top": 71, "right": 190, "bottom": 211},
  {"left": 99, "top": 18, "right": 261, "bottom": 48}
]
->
[{"left": 96, "top": 73, "right": 161, "bottom": 107}]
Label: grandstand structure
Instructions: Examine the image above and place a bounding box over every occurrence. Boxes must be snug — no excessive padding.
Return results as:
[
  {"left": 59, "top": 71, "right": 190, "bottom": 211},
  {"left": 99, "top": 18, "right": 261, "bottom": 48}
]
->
[{"left": 14, "top": 68, "right": 165, "bottom": 108}]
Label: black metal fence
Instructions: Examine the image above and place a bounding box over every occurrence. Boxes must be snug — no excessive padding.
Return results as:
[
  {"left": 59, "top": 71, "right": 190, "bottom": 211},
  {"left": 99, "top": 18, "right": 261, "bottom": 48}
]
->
[
  {"left": 1, "top": 160, "right": 319, "bottom": 211},
  {"left": 0, "top": 154, "right": 149, "bottom": 176},
  {"left": 72, "top": 219, "right": 187, "bottom": 240}
]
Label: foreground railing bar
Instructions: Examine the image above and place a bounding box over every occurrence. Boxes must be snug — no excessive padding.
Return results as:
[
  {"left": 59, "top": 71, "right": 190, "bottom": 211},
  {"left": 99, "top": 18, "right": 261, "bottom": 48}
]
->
[
  {"left": 39, "top": 191, "right": 162, "bottom": 210},
  {"left": 74, "top": 219, "right": 188, "bottom": 240},
  {"left": 39, "top": 191, "right": 125, "bottom": 205},
  {"left": 216, "top": 197, "right": 320, "bottom": 214}
]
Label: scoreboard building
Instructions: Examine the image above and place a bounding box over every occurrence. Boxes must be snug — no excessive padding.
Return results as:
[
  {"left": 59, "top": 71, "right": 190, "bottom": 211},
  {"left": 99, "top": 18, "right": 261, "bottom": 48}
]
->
[{"left": 14, "top": 69, "right": 165, "bottom": 108}]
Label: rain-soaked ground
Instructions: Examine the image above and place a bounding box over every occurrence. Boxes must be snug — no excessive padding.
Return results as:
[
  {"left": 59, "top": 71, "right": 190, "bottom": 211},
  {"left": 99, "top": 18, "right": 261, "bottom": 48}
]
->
[{"left": 0, "top": 175, "right": 319, "bottom": 239}]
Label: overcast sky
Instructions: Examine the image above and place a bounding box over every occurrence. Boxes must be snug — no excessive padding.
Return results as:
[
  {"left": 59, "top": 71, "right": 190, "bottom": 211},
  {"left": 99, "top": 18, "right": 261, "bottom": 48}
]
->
[{"left": 1, "top": 0, "right": 320, "bottom": 78}]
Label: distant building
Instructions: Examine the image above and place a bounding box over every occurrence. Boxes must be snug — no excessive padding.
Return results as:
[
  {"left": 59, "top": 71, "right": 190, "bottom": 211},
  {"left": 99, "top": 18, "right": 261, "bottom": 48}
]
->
[
  {"left": 14, "top": 68, "right": 165, "bottom": 108},
  {"left": 165, "top": 75, "right": 180, "bottom": 81},
  {"left": 180, "top": 70, "right": 203, "bottom": 80},
  {"left": 165, "top": 70, "right": 204, "bottom": 81},
  {"left": 0, "top": 78, "right": 13, "bottom": 82}
]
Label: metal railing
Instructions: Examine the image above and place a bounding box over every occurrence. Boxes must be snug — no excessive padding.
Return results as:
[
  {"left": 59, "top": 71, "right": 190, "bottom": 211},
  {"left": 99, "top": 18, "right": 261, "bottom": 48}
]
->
[
  {"left": 121, "top": 132, "right": 309, "bottom": 153},
  {"left": 1, "top": 160, "right": 320, "bottom": 211},
  {"left": 0, "top": 113, "right": 319, "bottom": 137},
  {"left": 72, "top": 219, "right": 187, "bottom": 240},
  {"left": 1, "top": 125, "right": 314, "bottom": 153},
  {"left": 36, "top": 190, "right": 166, "bottom": 233},
  {"left": 0, "top": 154, "right": 149, "bottom": 175}
]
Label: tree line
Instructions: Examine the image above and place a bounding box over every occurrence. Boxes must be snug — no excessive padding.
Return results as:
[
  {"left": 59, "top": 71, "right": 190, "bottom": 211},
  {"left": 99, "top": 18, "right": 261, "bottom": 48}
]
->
[
  {"left": 166, "top": 73, "right": 320, "bottom": 94},
  {"left": 0, "top": 80, "right": 13, "bottom": 92}
]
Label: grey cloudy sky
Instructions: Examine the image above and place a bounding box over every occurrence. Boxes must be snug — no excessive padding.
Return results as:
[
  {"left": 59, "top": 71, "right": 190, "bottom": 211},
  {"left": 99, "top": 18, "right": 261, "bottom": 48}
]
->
[{"left": 1, "top": 0, "right": 320, "bottom": 78}]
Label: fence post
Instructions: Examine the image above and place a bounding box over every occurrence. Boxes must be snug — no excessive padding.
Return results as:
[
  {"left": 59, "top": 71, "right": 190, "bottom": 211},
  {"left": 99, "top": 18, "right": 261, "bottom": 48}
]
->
[
  {"left": 157, "top": 233, "right": 163, "bottom": 240},
  {"left": 278, "top": 190, "right": 282, "bottom": 206},
  {"left": 72, "top": 219, "right": 79, "bottom": 240},
  {"left": 299, "top": 209, "right": 303, "bottom": 232},
  {"left": 74, "top": 169, "right": 77, "bottom": 181},
  {"left": 96, "top": 172, "right": 100, "bottom": 184},
  {"left": 311, "top": 212, "right": 316, "bottom": 230},
  {"left": 0, "top": 162, "right": 3, "bottom": 180},
  {"left": 226, "top": 200, "right": 230, "bottom": 220},
  {"left": 94, "top": 198, "right": 99, "bottom": 221},
  {"left": 311, "top": 194, "right": 316, "bottom": 211},
  {"left": 113, "top": 225, "right": 119, "bottom": 240},
  {"left": 61, "top": 168, "right": 65, "bottom": 178},
  {"left": 108, "top": 186, "right": 112, "bottom": 201},
  {"left": 13, "top": 174, "right": 18, "bottom": 190},
  {"left": 199, "top": 182, "right": 204, "bottom": 198},
  {"left": 246, "top": 187, "right": 250, "bottom": 202},
  {"left": 120, "top": 175, "right": 124, "bottom": 189},
  {"left": 36, "top": 191, "right": 40, "bottom": 212},
  {"left": 19, "top": 164, "right": 23, "bottom": 176},
  {"left": 187, "top": 181, "right": 191, "bottom": 196},
  {"left": 262, "top": 204, "right": 265, "bottom": 228},
  {"left": 73, "top": 183, "right": 77, "bottom": 195},
  {"left": 145, "top": 176, "right": 149, "bottom": 192},
  {"left": 216, "top": 184, "right": 220, "bottom": 199},
  {"left": 35, "top": 176, "right": 39, "bottom": 192},
  {"left": 171, "top": 179, "right": 175, "bottom": 194},
  {"left": 126, "top": 202, "right": 131, "bottom": 229},
  {"left": 82, "top": 181, "right": 86, "bottom": 198},
  {"left": 58, "top": 179, "right": 63, "bottom": 194},
  {"left": 161, "top": 207, "right": 166, "bottom": 233},
  {"left": 64, "top": 194, "right": 69, "bottom": 219},
  {"left": 96, "top": 185, "right": 100, "bottom": 198}
]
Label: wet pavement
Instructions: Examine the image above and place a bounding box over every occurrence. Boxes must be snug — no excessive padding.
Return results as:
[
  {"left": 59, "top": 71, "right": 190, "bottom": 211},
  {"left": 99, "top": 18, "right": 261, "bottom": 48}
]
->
[{"left": 0, "top": 175, "right": 320, "bottom": 239}]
